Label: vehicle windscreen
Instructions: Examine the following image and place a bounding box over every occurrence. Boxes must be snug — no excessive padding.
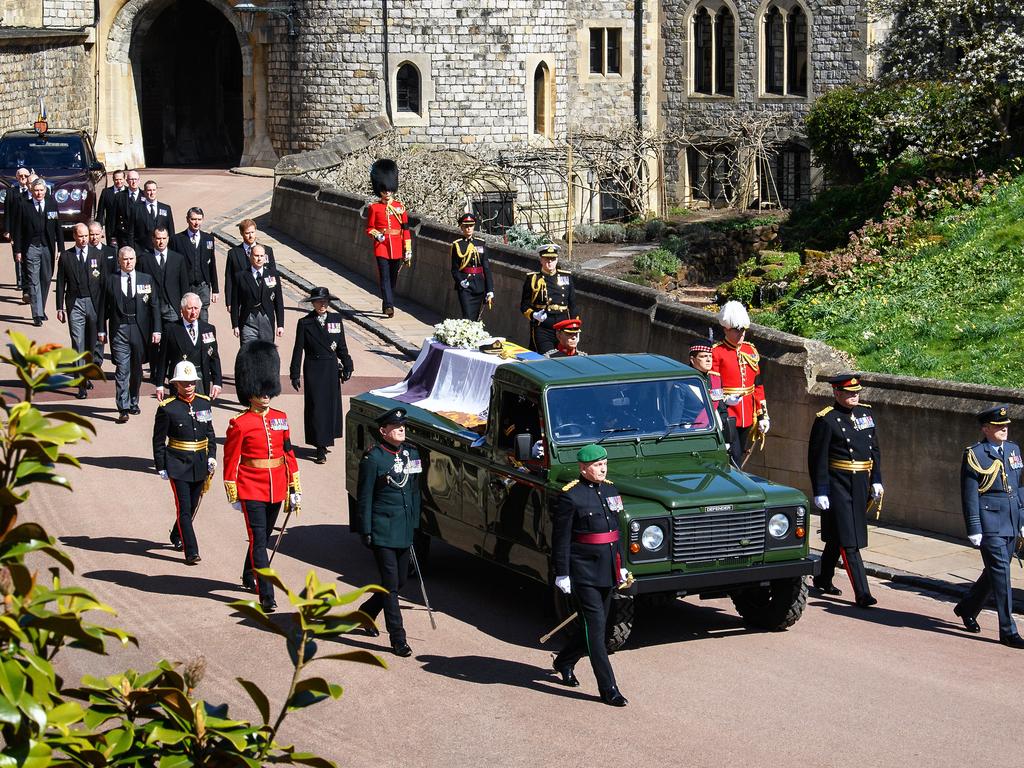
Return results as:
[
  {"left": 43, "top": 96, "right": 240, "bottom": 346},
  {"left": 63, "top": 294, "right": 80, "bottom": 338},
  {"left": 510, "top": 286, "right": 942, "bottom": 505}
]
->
[
  {"left": 545, "top": 376, "right": 715, "bottom": 444},
  {"left": 0, "top": 136, "right": 86, "bottom": 170}
]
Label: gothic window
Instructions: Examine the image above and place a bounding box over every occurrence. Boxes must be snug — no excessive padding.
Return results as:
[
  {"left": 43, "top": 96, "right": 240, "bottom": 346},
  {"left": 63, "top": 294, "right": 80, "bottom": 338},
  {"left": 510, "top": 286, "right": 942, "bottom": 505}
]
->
[
  {"left": 589, "top": 27, "right": 623, "bottom": 76},
  {"left": 688, "top": 145, "right": 738, "bottom": 206},
  {"left": 759, "top": 143, "right": 811, "bottom": 207},
  {"left": 533, "top": 62, "right": 552, "bottom": 136},
  {"left": 691, "top": 3, "right": 735, "bottom": 97},
  {"left": 762, "top": 2, "right": 809, "bottom": 97},
  {"left": 396, "top": 63, "right": 421, "bottom": 114}
]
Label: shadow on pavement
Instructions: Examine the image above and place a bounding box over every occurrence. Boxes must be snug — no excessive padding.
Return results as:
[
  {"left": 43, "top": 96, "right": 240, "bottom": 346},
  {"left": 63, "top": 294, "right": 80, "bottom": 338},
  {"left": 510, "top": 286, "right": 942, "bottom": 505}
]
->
[
  {"left": 808, "top": 595, "right": 984, "bottom": 641},
  {"left": 76, "top": 455, "right": 156, "bottom": 473},
  {"left": 625, "top": 598, "right": 756, "bottom": 649},
  {"left": 61, "top": 534, "right": 180, "bottom": 562},
  {"left": 418, "top": 654, "right": 599, "bottom": 702},
  {"left": 83, "top": 569, "right": 242, "bottom": 604},
  {"left": 37, "top": 401, "right": 122, "bottom": 423}
]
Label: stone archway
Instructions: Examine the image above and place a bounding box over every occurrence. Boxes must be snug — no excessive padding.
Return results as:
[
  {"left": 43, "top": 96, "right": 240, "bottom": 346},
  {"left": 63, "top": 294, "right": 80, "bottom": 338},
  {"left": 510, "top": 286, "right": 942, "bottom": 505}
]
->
[{"left": 96, "top": 0, "right": 275, "bottom": 169}]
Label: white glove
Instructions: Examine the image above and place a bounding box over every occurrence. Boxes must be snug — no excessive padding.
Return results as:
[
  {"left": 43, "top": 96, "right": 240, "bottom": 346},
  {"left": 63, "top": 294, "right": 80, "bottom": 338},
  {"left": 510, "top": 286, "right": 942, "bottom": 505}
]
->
[
  {"left": 531, "top": 440, "right": 544, "bottom": 459},
  {"left": 619, "top": 568, "right": 629, "bottom": 583},
  {"left": 1020, "top": 526, "right": 1024, "bottom": 537},
  {"left": 157, "top": 469, "right": 168, "bottom": 480},
  {"left": 872, "top": 483, "right": 884, "bottom": 499},
  {"left": 231, "top": 501, "right": 242, "bottom": 512},
  {"left": 207, "top": 458, "right": 217, "bottom": 474},
  {"left": 968, "top": 533, "right": 982, "bottom": 547},
  {"left": 758, "top": 416, "right": 770, "bottom": 434},
  {"left": 485, "top": 292, "right": 494, "bottom": 301},
  {"left": 290, "top": 492, "right": 302, "bottom": 508},
  {"left": 555, "top": 576, "right": 571, "bottom": 594},
  {"left": 814, "top": 495, "right": 830, "bottom": 510},
  {"left": 724, "top": 394, "right": 742, "bottom": 406},
  {"left": 375, "top": 233, "right": 385, "bottom": 243},
  {"left": 533, "top": 310, "right": 548, "bottom": 323},
  {"left": 460, "top": 279, "right": 470, "bottom": 289}
]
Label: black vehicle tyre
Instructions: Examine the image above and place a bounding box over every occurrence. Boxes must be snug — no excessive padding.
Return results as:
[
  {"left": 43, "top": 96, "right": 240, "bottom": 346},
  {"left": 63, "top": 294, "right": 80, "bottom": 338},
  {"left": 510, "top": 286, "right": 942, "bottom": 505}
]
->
[
  {"left": 550, "top": 588, "right": 634, "bottom": 652},
  {"left": 730, "top": 576, "right": 807, "bottom": 631}
]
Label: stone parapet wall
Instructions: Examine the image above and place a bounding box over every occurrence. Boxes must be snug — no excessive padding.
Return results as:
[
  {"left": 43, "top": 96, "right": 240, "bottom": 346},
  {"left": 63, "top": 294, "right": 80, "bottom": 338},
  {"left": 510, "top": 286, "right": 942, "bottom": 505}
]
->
[
  {"left": 272, "top": 175, "right": 1024, "bottom": 539},
  {"left": 0, "top": 40, "right": 92, "bottom": 134}
]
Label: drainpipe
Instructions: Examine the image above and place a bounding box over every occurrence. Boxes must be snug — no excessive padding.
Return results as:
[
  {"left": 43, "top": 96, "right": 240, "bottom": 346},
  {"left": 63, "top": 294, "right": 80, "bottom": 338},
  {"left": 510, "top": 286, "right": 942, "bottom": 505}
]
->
[
  {"left": 633, "top": 0, "right": 643, "bottom": 131},
  {"left": 382, "top": 0, "right": 392, "bottom": 123}
]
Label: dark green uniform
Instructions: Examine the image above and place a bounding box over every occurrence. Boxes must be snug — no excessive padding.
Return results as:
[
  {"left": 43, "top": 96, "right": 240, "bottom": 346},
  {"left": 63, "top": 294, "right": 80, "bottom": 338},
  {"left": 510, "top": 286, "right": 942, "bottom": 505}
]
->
[{"left": 356, "top": 440, "right": 422, "bottom": 650}]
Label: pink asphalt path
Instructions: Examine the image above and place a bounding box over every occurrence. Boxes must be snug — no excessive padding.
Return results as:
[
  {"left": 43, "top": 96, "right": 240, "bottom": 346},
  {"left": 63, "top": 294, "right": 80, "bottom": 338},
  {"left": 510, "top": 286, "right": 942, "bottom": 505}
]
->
[{"left": 5, "top": 170, "right": 1020, "bottom": 768}]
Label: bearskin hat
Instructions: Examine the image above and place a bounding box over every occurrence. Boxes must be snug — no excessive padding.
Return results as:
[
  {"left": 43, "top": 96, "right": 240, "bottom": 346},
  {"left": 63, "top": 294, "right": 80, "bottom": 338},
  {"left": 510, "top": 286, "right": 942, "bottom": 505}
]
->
[
  {"left": 235, "top": 340, "right": 281, "bottom": 405},
  {"left": 370, "top": 158, "right": 399, "bottom": 196}
]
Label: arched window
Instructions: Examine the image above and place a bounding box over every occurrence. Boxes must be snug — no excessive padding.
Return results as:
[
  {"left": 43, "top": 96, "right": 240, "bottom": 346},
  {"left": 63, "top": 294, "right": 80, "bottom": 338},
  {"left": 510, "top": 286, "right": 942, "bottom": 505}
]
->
[
  {"left": 396, "top": 62, "right": 421, "bottom": 114},
  {"left": 691, "top": 3, "right": 735, "bottom": 97},
  {"left": 762, "top": 2, "right": 809, "bottom": 97},
  {"left": 533, "top": 62, "right": 551, "bottom": 136}
]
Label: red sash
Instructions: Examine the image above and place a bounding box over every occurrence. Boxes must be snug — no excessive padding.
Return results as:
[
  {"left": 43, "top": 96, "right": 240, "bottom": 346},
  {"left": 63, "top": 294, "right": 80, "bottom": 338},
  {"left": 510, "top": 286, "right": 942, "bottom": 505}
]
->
[{"left": 572, "top": 531, "right": 619, "bottom": 545}]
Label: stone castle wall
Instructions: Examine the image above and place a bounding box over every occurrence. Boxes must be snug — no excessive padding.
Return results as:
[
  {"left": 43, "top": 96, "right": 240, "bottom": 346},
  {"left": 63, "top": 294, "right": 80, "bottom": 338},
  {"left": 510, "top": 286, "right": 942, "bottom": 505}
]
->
[{"left": 42, "top": 0, "right": 94, "bottom": 28}]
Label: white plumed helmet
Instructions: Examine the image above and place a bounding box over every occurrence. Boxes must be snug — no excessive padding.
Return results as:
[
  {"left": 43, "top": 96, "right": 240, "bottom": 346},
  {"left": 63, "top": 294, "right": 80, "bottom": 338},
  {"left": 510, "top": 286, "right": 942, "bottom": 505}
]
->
[{"left": 718, "top": 300, "right": 751, "bottom": 330}]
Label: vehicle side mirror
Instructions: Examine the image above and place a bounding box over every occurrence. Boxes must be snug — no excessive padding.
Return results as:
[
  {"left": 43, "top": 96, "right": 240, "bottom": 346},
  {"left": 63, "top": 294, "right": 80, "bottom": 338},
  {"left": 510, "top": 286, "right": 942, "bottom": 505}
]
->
[
  {"left": 514, "top": 433, "right": 533, "bottom": 461},
  {"left": 89, "top": 161, "right": 105, "bottom": 173}
]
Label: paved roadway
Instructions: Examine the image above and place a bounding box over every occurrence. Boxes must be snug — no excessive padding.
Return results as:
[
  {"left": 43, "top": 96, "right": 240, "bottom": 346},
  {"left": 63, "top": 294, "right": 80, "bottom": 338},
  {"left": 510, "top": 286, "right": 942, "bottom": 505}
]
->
[{"left": 5, "top": 170, "right": 1020, "bottom": 768}]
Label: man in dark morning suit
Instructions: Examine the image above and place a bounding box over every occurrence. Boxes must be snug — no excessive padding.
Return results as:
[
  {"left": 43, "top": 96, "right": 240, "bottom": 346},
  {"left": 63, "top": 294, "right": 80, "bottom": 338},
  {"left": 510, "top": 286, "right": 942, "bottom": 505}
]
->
[
  {"left": 155, "top": 292, "right": 223, "bottom": 401},
  {"left": 97, "top": 247, "right": 162, "bottom": 423},
  {"left": 953, "top": 405, "right": 1024, "bottom": 647},
  {"left": 96, "top": 169, "right": 126, "bottom": 249},
  {"left": 55, "top": 223, "right": 105, "bottom": 399},
  {"left": 14, "top": 178, "right": 64, "bottom": 326},
  {"left": 115, "top": 170, "right": 143, "bottom": 250},
  {"left": 224, "top": 218, "right": 275, "bottom": 316},
  {"left": 230, "top": 244, "right": 284, "bottom": 346},
  {"left": 170, "top": 207, "right": 219, "bottom": 324},
  {"left": 808, "top": 372, "right": 883, "bottom": 607},
  {"left": 289, "top": 286, "right": 354, "bottom": 464},
  {"left": 139, "top": 226, "right": 188, "bottom": 337},
  {"left": 87, "top": 220, "right": 119, "bottom": 275},
  {"left": 3, "top": 167, "right": 32, "bottom": 291},
  {"left": 133, "top": 180, "right": 175, "bottom": 249},
  {"left": 552, "top": 443, "right": 629, "bottom": 707}
]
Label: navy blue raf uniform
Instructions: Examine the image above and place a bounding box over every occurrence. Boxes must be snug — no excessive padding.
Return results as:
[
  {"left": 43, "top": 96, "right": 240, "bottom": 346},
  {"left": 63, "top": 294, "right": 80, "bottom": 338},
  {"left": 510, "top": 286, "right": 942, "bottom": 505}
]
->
[
  {"left": 450, "top": 213, "right": 493, "bottom": 320},
  {"left": 356, "top": 407, "right": 422, "bottom": 657},
  {"left": 520, "top": 243, "right": 577, "bottom": 354},
  {"left": 954, "top": 405, "right": 1024, "bottom": 647},
  {"left": 552, "top": 443, "right": 628, "bottom": 707},
  {"left": 153, "top": 367, "right": 216, "bottom": 564},
  {"left": 808, "top": 373, "right": 882, "bottom": 607}
]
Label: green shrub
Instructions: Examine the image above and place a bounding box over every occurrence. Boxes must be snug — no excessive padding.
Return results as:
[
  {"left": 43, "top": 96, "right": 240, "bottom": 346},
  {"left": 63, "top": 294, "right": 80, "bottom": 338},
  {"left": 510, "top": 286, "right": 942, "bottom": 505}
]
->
[
  {"left": 632, "top": 248, "right": 681, "bottom": 278},
  {"left": 506, "top": 225, "right": 549, "bottom": 251},
  {"left": 571, "top": 223, "right": 599, "bottom": 243},
  {"left": 716, "top": 276, "right": 757, "bottom": 305},
  {"left": 645, "top": 218, "right": 668, "bottom": 240},
  {"left": 624, "top": 222, "right": 647, "bottom": 243},
  {"left": 593, "top": 223, "right": 627, "bottom": 243}
]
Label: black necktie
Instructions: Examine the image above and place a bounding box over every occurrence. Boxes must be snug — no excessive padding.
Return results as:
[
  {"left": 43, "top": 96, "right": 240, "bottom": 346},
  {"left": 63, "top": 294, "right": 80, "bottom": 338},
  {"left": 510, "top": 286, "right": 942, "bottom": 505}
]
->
[
  {"left": 158, "top": 252, "right": 165, "bottom": 269},
  {"left": 149, "top": 204, "right": 156, "bottom": 220},
  {"left": 126, "top": 272, "right": 133, "bottom": 299}
]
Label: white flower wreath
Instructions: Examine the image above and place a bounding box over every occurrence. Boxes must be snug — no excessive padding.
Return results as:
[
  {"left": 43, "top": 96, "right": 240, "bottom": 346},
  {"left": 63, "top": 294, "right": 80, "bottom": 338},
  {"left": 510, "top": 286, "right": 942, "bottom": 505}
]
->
[{"left": 431, "top": 318, "right": 491, "bottom": 348}]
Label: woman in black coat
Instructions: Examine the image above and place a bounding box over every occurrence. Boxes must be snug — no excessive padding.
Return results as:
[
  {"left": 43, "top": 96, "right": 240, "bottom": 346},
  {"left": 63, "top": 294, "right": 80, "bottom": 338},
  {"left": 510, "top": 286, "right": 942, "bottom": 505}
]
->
[{"left": 289, "top": 287, "right": 354, "bottom": 463}]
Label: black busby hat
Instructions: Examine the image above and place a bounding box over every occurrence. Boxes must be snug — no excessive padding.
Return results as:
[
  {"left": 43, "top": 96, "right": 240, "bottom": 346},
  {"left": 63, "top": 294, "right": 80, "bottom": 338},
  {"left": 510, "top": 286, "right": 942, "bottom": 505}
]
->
[
  {"left": 235, "top": 340, "right": 282, "bottom": 406},
  {"left": 370, "top": 159, "right": 399, "bottom": 196},
  {"left": 978, "top": 404, "right": 1011, "bottom": 425}
]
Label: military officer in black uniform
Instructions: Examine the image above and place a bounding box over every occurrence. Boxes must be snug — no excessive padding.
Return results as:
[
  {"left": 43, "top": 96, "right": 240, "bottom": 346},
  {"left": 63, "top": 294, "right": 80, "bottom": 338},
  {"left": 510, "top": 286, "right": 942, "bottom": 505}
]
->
[
  {"left": 808, "top": 373, "right": 883, "bottom": 607},
  {"left": 520, "top": 243, "right": 577, "bottom": 353},
  {"left": 153, "top": 360, "right": 216, "bottom": 564},
  {"left": 449, "top": 213, "right": 493, "bottom": 320},
  {"left": 355, "top": 407, "right": 422, "bottom": 657},
  {"left": 289, "top": 286, "right": 354, "bottom": 464},
  {"left": 953, "top": 405, "right": 1024, "bottom": 647},
  {"left": 552, "top": 443, "right": 629, "bottom": 707}
]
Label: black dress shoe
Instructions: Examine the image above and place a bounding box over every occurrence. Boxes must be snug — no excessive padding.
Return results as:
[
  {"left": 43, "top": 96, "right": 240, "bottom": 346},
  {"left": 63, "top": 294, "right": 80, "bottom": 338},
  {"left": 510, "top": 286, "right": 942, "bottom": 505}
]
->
[
  {"left": 169, "top": 529, "right": 183, "bottom": 551},
  {"left": 185, "top": 554, "right": 201, "bottom": 565},
  {"left": 116, "top": 411, "right": 129, "bottom": 424},
  {"left": 314, "top": 448, "right": 327, "bottom": 464},
  {"left": 241, "top": 575, "right": 256, "bottom": 592},
  {"left": 85, "top": 380, "right": 94, "bottom": 390},
  {"left": 855, "top": 595, "right": 878, "bottom": 608},
  {"left": 385, "top": 306, "right": 395, "bottom": 319},
  {"left": 392, "top": 641, "right": 413, "bottom": 657},
  {"left": 953, "top": 604, "right": 981, "bottom": 633},
  {"left": 364, "top": 624, "right": 380, "bottom": 638},
  {"left": 260, "top": 598, "right": 277, "bottom": 613},
  {"left": 1000, "top": 633, "right": 1024, "bottom": 649},
  {"left": 812, "top": 578, "right": 842, "bottom": 596},
  {"left": 75, "top": 387, "right": 88, "bottom": 400},
  {"left": 32, "top": 318, "right": 41, "bottom": 327},
  {"left": 129, "top": 406, "right": 141, "bottom": 415},
  {"left": 554, "top": 664, "right": 580, "bottom": 687},
  {"left": 600, "top": 687, "right": 628, "bottom": 707}
]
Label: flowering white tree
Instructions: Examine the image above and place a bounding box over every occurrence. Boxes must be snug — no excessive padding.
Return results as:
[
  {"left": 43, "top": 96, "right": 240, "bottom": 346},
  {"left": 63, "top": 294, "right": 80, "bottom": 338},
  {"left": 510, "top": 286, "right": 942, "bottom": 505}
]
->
[{"left": 868, "top": 0, "right": 1024, "bottom": 158}]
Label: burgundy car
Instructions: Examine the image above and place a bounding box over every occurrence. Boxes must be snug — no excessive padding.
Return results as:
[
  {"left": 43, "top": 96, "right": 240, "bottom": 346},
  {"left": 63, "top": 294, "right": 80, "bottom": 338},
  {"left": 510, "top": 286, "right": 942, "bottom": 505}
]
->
[{"left": 0, "top": 128, "right": 107, "bottom": 237}]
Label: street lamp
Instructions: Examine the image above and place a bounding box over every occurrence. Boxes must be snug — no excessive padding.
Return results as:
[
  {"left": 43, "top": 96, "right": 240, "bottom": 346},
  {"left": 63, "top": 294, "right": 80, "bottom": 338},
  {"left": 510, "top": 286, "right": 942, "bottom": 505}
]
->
[{"left": 234, "top": 1, "right": 297, "bottom": 37}]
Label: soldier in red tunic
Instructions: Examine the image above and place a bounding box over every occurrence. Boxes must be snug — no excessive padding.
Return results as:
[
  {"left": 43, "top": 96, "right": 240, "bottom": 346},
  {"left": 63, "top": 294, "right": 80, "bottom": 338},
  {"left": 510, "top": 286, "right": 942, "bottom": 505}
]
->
[
  {"left": 222, "top": 340, "right": 300, "bottom": 612},
  {"left": 710, "top": 301, "right": 769, "bottom": 467},
  {"left": 365, "top": 159, "right": 412, "bottom": 319}
]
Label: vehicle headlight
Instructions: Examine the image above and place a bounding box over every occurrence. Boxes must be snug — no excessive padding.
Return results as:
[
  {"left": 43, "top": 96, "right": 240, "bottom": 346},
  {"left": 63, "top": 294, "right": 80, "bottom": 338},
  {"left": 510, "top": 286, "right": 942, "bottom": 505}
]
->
[
  {"left": 0, "top": 189, "right": 6, "bottom": 203},
  {"left": 641, "top": 524, "right": 665, "bottom": 551},
  {"left": 54, "top": 189, "right": 69, "bottom": 204},
  {"left": 70, "top": 189, "right": 83, "bottom": 202},
  {"left": 768, "top": 512, "right": 790, "bottom": 539}
]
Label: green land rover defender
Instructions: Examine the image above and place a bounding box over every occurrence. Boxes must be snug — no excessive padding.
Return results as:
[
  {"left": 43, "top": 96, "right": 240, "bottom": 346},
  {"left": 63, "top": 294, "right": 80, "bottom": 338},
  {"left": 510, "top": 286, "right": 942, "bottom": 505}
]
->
[{"left": 346, "top": 353, "right": 817, "bottom": 648}]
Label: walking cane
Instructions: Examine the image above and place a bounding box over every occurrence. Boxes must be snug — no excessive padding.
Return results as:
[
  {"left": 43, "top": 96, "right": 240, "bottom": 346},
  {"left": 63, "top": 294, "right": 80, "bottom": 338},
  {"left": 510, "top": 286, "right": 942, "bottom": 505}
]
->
[{"left": 409, "top": 545, "right": 437, "bottom": 630}]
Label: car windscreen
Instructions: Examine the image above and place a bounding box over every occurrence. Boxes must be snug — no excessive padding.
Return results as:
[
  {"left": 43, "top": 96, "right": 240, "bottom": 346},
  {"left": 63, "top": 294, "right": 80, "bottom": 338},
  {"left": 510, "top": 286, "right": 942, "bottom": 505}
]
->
[
  {"left": 545, "top": 376, "right": 715, "bottom": 444},
  {"left": 0, "top": 136, "right": 86, "bottom": 170}
]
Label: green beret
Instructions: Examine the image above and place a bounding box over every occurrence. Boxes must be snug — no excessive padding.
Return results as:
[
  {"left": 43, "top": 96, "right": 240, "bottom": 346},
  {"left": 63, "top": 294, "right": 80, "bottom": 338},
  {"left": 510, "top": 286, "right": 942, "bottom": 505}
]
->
[{"left": 577, "top": 444, "right": 607, "bottom": 463}]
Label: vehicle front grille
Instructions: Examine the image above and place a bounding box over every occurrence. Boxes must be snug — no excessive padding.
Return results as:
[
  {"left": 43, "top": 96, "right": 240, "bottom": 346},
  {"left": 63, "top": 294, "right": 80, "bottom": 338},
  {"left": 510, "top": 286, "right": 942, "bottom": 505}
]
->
[{"left": 672, "top": 508, "right": 765, "bottom": 563}]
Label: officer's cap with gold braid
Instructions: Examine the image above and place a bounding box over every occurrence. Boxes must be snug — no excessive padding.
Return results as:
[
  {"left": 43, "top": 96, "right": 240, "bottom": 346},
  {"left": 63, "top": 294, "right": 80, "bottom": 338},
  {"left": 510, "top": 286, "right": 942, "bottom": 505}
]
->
[
  {"left": 978, "top": 404, "right": 1011, "bottom": 425},
  {"left": 537, "top": 243, "right": 560, "bottom": 258},
  {"left": 577, "top": 443, "right": 607, "bottom": 463},
  {"left": 553, "top": 318, "right": 582, "bottom": 335},
  {"left": 370, "top": 158, "right": 399, "bottom": 196},
  {"left": 458, "top": 212, "right": 478, "bottom": 226},
  {"left": 827, "top": 372, "right": 862, "bottom": 392},
  {"left": 234, "top": 340, "right": 281, "bottom": 406}
]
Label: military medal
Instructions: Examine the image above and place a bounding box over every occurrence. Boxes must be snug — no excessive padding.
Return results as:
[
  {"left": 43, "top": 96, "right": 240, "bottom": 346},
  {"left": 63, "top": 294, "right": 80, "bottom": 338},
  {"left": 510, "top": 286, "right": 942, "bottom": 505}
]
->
[
  {"left": 1010, "top": 452, "right": 1023, "bottom": 470},
  {"left": 330, "top": 341, "right": 337, "bottom": 351},
  {"left": 606, "top": 495, "right": 624, "bottom": 511}
]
